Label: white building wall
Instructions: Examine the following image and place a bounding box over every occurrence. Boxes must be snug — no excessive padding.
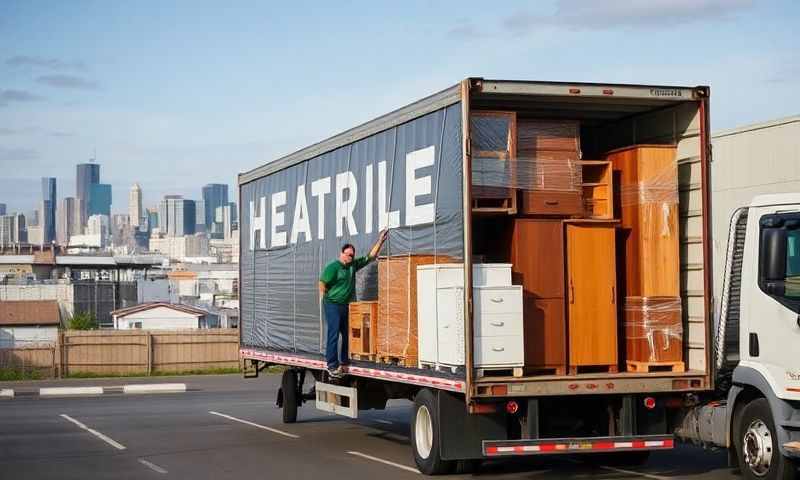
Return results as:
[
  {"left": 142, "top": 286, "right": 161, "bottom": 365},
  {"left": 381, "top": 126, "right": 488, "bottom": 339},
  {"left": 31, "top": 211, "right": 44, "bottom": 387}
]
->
[
  {"left": 0, "top": 326, "right": 58, "bottom": 348},
  {"left": 115, "top": 306, "right": 200, "bottom": 330},
  {"left": 0, "top": 284, "right": 74, "bottom": 320},
  {"left": 711, "top": 116, "right": 800, "bottom": 301}
]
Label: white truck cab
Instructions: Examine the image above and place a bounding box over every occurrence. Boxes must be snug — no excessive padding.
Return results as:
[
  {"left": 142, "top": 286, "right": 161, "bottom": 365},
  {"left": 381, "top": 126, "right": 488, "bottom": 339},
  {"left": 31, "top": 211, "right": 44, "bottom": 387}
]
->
[{"left": 679, "top": 193, "right": 800, "bottom": 480}]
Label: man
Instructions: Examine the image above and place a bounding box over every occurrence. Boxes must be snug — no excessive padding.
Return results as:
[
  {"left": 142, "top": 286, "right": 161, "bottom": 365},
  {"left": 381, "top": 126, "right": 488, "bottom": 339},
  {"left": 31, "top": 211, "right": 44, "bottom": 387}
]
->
[{"left": 319, "top": 230, "right": 388, "bottom": 377}]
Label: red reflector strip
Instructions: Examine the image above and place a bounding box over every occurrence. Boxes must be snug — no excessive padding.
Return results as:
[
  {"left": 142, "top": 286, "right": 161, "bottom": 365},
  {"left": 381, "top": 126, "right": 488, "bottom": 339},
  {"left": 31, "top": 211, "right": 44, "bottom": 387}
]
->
[{"left": 483, "top": 436, "right": 673, "bottom": 457}]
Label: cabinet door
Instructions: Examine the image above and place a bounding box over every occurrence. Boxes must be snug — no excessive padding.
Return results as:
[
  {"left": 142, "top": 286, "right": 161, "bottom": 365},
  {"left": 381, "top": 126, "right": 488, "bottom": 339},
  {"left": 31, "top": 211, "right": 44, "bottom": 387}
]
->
[
  {"left": 437, "top": 287, "right": 465, "bottom": 367},
  {"left": 524, "top": 296, "right": 565, "bottom": 368},
  {"left": 567, "top": 223, "right": 618, "bottom": 367},
  {"left": 511, "top": 219, "right": 564, "bottom": 298}
]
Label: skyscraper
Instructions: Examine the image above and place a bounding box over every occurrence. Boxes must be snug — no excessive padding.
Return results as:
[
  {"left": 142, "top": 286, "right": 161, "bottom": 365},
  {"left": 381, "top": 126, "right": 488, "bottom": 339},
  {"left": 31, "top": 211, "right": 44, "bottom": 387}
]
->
[
  {"left": 57, "top": 197, "right": 81, "bottom": 245},
  {"left": 129, "top": 183, "right": 143, "bottom": 227},
  {"left": 159, "top": 195, "right": 196, "bottom": 237},
  {"left": 0, "top": 203, "right": 6, "bottom": 216},
  {"left": 41, "top": 177, "right": 57, "bottom": 243},
  {"left": 76, "top": 162, "right": 100, "bottom": 228},
  {"left": 202, "top": 183, "right": 228, "bottom": 237},
  {"left": 88, "top": 183, "right": 112, "bottom": 217},
  {"left": 0, "top": 213, "right": 27, "bottom": 245}
]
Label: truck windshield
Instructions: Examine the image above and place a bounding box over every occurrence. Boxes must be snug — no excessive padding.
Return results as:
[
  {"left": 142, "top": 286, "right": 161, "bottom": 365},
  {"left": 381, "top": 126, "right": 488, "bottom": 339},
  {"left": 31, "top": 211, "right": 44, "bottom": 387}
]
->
[{"left": 787, "top": 229, "right": 800, "bottom": 299}]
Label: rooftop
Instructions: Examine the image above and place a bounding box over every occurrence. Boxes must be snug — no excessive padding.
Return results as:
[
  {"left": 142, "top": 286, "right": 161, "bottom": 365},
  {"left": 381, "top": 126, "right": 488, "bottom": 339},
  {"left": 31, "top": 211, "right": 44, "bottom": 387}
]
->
[
  {"left": 0, "top": 300, "right": 61, "bottom": 326},
  {"left": 111, "top": 302, "right": 208, "bottom": 318}
]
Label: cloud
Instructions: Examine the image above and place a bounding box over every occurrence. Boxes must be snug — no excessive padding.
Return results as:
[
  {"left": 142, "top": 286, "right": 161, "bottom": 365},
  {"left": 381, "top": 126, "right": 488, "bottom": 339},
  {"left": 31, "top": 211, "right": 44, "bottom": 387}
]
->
[
  {"left": 36, "top": 74, "right": 100, "bottom": 91},
  {"left": 447, "top": 23, "right": 485, "bottom": 39},
  {"left": 503, "top": 0, "right": 754, "bottom": 35},
  {"left": 0, "top": 89, "right": 45, "bottom": 107},
  {"left": 0, "top": 147, "right": 40, "bottom": 162},
  {"left": 5, "top": 55, "right": 87, "bottom": 71}
]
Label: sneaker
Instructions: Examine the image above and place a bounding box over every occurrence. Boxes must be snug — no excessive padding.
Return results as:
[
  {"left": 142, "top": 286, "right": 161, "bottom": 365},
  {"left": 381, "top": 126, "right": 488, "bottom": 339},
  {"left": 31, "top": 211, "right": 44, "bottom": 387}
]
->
[{"left": 327, "top": 366, "right": 343, "bottom": 378}]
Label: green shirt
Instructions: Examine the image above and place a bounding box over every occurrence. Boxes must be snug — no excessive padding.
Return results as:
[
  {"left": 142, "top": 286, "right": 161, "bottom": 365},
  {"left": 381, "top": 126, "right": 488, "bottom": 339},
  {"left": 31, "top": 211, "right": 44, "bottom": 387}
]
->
[{"left": 319, "top": 256, "right": 372, "bottom": 304}]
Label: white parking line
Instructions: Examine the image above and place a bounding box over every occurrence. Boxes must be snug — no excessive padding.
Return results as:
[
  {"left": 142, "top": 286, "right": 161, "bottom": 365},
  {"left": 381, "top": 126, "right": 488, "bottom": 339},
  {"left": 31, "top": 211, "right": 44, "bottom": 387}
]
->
[
  {"left": 347, "top": 451, "right": 420, "bottom": 474},
  {"left": 59, "top": 414, "right": 126, "bottom": 450},
  {"left": 566, "top": 458, "right": 668, "bottom": 480},
  {"left": 208, "top": 411, "right": 300, "bottom": 439},
  {"left": 138, "top": 458, "right": 168, "bottom": 474}
]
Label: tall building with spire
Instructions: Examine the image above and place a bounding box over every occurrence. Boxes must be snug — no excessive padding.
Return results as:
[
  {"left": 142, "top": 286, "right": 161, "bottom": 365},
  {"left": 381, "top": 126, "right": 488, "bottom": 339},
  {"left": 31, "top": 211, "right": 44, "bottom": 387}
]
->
[
  {"left": 76, "top": 162, "right": 100, "bottom": 230},
  {"left": 129, "top": 183, "right": 143, "bottom": 227}
]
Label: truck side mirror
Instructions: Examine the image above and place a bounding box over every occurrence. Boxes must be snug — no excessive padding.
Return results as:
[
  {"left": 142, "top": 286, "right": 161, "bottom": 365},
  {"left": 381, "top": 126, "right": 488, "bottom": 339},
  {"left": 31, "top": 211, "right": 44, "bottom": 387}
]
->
[{"left": 760, "top": 227, "right": 787, "bottom": 295}]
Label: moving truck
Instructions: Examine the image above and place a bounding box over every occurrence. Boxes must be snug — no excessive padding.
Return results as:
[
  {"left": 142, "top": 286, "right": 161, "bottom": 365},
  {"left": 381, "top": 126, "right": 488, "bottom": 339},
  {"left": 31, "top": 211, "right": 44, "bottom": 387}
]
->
[{"left": 238, "top": 79, "right": 799, "bottom": 478}]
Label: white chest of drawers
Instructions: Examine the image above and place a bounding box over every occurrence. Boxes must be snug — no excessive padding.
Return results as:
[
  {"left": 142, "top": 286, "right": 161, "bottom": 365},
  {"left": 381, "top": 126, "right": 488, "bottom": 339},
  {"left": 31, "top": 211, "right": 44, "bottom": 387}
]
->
[{"left": 416, "top": 264, "right": 523, "bottom": 371}]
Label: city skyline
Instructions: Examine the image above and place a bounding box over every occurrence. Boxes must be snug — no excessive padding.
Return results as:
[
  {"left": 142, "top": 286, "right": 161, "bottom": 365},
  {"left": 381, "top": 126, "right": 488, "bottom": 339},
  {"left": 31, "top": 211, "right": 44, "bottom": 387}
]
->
[{"left": 2, "top": 2, "right": 798, "bottom": 216}]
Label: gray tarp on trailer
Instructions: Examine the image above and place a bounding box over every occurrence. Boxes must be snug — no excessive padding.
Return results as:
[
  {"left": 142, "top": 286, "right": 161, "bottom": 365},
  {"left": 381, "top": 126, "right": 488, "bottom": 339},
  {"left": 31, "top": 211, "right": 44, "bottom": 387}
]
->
[{"left": 240, "top": 103, "right": 464, "bottom": 354}]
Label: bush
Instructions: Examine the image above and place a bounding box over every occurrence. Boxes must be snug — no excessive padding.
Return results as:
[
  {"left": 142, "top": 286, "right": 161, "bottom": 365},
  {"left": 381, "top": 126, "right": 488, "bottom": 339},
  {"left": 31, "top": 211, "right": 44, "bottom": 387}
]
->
[{"left": 68, "top": 311, "right": 98, "bottom": 330}]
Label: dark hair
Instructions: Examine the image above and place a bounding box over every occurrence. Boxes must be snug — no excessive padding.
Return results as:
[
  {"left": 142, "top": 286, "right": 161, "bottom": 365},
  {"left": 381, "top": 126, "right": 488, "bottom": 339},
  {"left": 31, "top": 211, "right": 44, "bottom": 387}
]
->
[{"left": 341, "top": 243, "right": 355, "bottom": 254}]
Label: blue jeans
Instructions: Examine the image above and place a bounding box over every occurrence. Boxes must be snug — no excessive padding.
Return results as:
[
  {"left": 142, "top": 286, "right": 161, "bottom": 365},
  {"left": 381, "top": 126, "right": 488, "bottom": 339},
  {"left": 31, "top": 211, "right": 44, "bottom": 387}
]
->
[{"left": 324, "top": 300, "right": 349, "bottom": 369}]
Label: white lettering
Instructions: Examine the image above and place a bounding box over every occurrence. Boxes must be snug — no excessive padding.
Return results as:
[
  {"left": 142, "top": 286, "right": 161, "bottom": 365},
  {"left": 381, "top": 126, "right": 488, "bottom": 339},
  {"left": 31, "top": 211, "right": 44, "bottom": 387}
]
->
[
  {"left": 405, "top": 146, "right": 435, "bottom": 226},
  {"left": 270, "top": 191, "right": 287, "bottom": 248},
  {"left": 310, "top": 177, "right": 331, "bottom": 240},
  {"left": 378, "top": 161, "right": 400, "bottom": 231},
  {"left": 290, "top": 185, "right": 311, "bottom": 244},
  {"left": 364, "top": 164, "right": 373, "bottom": 234},
  {"left": 335, "top": 171, "right": 358, "bottom": 237},
  {"left": 249, "top": 197, "right": 266, "bottom": 250}
]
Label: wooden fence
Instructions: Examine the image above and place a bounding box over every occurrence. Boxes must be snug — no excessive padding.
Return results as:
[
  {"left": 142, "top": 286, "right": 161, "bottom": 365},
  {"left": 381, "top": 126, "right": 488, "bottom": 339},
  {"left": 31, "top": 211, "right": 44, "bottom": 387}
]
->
[{"left": 0, "top": 329, "right": 240, "bottom": 378}]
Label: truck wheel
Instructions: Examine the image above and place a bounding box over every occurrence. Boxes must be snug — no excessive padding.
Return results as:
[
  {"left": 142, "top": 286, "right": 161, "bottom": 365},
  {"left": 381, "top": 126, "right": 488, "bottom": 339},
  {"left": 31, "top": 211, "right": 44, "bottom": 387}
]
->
[
  {"left": 737, "top": 398, "right": 798, "bottom": 480},
  {"left": 411, "top": 389, "right": 453, "bottom": 475},
  {"left": 281, "top": 370, "right": 298, "bottom": 424}
]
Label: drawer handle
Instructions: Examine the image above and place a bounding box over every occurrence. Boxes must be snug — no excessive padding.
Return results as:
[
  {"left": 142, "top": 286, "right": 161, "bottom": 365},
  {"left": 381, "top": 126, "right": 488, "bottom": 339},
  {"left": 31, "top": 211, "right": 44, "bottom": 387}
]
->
[
  {"left": 490, "top": 321, "right": 505, "bottom": 327},
  {"left": 545, "top": 200, "right": 559, "bottom": 206},
  {"left": 490, "top": 298, "right": 504, "bottom": 303},
  {"left": 492, "top": 347, "right": 505, "bottom": 352}
]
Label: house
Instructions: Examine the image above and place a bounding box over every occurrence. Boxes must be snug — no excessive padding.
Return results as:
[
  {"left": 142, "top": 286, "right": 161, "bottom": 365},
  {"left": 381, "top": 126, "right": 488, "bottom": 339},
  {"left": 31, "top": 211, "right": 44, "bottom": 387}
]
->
[
  {"left": 111, "top": 302, "right": 211, "bottom": 330},
  {"left": 0, "top": 300, "right": 61, "bottom": 348}
]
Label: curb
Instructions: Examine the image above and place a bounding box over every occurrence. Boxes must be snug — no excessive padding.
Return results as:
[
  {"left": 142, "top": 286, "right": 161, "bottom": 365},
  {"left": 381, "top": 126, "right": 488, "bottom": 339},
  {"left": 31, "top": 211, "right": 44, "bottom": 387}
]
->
[
  {"left": 0, "top": 389, "right": 13, "bottom": 399},
  {"left": 34, "top": 383, "right": 187, "bottom": 397}
]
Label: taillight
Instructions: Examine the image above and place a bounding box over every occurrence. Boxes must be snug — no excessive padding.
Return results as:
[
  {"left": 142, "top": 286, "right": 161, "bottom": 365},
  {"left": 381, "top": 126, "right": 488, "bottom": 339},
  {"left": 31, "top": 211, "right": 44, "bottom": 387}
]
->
[
  {"left": 643, "top": 397, "right": 656, "bottom": 409},
  {"left": 506, "top": 400, "right": 519, "bottom": 415}
]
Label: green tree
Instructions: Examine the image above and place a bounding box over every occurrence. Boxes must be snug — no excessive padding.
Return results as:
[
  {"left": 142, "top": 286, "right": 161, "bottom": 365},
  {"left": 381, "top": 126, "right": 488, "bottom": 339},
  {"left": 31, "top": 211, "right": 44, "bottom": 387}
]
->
[{"left": 69, "top": 311, "right": 97, "bottom": 330}]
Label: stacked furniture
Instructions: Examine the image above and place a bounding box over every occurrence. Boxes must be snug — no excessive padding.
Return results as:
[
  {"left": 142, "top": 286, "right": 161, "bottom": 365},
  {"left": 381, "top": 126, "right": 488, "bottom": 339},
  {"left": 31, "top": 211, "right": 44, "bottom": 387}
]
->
[
  {"left": 416, "top": 264, "right": 524, "bottom": 376},
  {"left": 377, "top": 255, "right": 449, "bottom": 367},
  {"left": 606, "top": 145, "right": 684, "bottom": 372},
  {"left": 470, "top": 111, "right": 518, "bottom": 213}
]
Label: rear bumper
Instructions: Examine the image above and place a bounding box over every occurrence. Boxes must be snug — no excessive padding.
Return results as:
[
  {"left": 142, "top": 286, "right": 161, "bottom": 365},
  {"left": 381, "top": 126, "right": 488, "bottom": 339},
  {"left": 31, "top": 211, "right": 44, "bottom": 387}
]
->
[{"left": 483, "top": 435, "right": 674, "bottom": 457}]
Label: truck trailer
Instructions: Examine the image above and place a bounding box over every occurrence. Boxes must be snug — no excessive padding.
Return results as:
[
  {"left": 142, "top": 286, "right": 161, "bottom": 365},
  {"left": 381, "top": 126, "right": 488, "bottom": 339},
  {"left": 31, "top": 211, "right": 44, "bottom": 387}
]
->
[{"left": 238, "top": 78, "right": 799, "bottom": 478}]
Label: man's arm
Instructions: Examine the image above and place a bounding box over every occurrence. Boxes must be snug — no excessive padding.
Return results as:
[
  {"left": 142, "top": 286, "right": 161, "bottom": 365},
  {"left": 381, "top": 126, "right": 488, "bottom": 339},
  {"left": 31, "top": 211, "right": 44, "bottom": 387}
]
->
[{"left": 367, "top": 229, "right": 389, "bottom": 260}]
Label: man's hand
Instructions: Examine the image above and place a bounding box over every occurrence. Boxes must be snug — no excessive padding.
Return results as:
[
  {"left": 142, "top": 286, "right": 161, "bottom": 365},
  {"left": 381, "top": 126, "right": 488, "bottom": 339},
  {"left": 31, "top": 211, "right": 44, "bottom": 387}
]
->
[{"left": 369, "top": 229, "right": 390, "bottom": 258}]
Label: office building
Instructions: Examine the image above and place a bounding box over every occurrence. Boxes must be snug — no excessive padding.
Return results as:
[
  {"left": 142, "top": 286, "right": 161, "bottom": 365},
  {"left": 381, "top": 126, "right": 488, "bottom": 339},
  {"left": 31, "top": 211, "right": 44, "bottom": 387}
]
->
[
  {"left": 0, "top": 213, "right": 27, "bottom": 245},
  {"left": 76, "top": 162, "right": 100, "bottom": 227},
  {"left": 57, "top": 197, "right": 81, "bottom": 245},
  {"left": 202, "top": 184, "right": 228, "bottom": 236},
  {"left": 88, "top": 183, "right": 112, "bottom": 217},
  {"left": 129, "top": 183, "right": 143, "bottom": 227},
  {"left": 41, "top": 177, "right": 57, "bottom": 243},
  {"left": 0, "top": 203, "right": 6, "bottom": 216},
  {"left": 159, "top": 195, "right": 196, "bottom": 237}
]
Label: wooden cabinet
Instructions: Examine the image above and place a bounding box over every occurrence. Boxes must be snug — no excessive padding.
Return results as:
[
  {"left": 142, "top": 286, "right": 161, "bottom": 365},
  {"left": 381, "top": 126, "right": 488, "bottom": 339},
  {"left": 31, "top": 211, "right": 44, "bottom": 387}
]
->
[
  {"left": 510, "top": 219, "right": 566, "bottom": 373},
  {"left": 566, "top": 222, "right": 618, "bottom": 373},
  {"left": 517, "top": 119, "right": 583, "bottom": 217},
  {"left": 471, "top": 111, "right": 517, "bottom": 213},
  {"left": 578, "top": 160, "right": 613, "bottom": 219},
  {"left": 349, "top": 301, "right": 378, "bottom": 359},
  {"left": 606, "top": 145, "right": 679, "bottom": 297}
]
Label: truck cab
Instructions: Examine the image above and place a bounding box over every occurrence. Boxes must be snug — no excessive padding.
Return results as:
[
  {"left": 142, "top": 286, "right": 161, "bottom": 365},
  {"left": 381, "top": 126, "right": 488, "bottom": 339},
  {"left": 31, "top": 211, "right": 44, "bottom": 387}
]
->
[{"left": 685, "top": 193, "right": 800, "bottom": 480}]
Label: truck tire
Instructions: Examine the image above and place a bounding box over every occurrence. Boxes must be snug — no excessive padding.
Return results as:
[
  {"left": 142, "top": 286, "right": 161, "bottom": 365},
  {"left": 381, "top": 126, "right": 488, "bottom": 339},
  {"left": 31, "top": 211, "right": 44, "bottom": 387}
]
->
[
  {"left": 736, "top": 398, "right": 798, "bottom": 480},
  {"left": 281, "top": 370, "right": 298, "bottom": 424},
  {"left": 411, "top": 389, "right": 453, "bottom": 475}
]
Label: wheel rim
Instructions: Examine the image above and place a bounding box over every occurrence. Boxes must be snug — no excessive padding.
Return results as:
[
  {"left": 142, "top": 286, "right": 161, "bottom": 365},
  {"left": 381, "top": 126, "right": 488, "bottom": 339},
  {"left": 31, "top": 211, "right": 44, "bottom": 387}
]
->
[
  {"left": 742, "top": 419, "right": 773, "bottom": 477},
  {"left": 415, "top": 405, "right": 433, "bottom": 459}
]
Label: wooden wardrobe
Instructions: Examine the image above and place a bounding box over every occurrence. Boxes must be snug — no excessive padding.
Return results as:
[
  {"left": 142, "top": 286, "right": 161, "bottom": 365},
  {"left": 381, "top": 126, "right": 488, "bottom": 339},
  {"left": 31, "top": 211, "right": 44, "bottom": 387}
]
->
[
  {"left": 565, "top": 221, "right": 618, "bottom": 373},
  {"left": 606, "top": 145, "right": 680, "bottom": 297},
  {"left": 510, "top": 218, "right": 566, "bottom": 374}
]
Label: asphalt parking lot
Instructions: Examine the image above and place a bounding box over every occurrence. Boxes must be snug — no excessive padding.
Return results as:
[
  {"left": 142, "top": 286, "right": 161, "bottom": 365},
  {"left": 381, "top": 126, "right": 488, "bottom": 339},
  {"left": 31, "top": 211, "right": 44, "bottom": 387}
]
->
[{"left": 0, "top": 373, "right": 738, "bottom": 479}]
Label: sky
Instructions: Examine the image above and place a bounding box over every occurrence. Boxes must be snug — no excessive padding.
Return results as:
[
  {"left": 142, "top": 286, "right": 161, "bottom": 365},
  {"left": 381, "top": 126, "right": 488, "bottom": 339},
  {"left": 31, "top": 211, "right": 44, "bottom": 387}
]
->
[{"left": 0, "top": 0, "right": 798, "bottom": 215}]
